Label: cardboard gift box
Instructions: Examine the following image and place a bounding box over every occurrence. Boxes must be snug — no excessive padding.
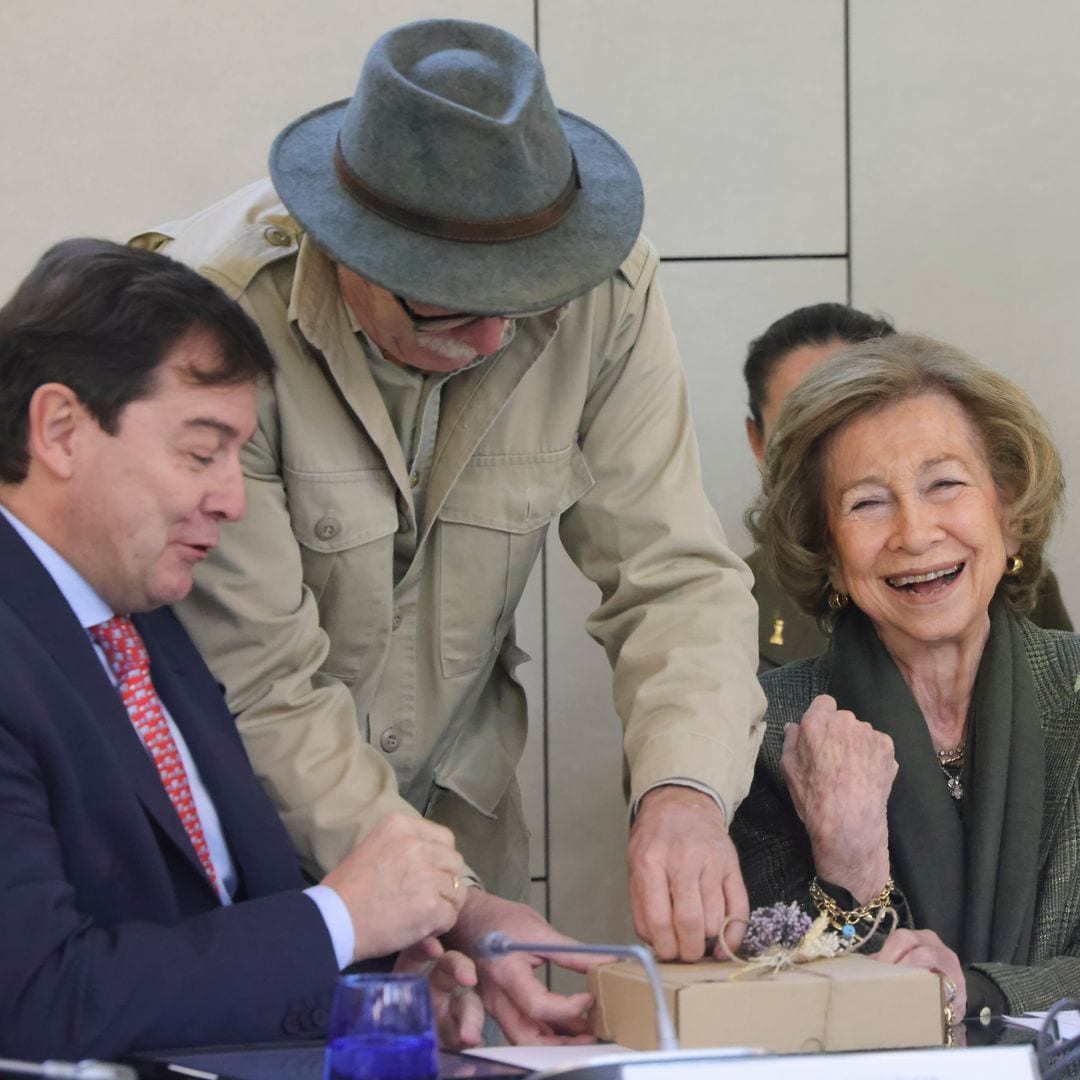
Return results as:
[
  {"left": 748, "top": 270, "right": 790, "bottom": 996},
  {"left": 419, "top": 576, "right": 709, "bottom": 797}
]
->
[{"left": 588, "top": 952, "right": 944, "bottom": 1054}]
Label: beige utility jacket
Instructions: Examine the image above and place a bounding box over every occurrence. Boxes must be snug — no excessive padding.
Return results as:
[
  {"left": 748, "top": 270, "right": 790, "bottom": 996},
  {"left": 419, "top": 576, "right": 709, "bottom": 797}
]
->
[{"left": 133, "top": 180, "right": 765, "bottom": 899}]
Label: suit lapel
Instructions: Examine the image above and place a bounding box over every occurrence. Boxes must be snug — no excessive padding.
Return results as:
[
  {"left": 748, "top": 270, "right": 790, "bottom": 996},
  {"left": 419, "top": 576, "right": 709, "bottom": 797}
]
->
[
  {"left": 132, "top": 610, "right": 229, "bottom": 889},
  {"left": 138, "top": 609, "right": 292, "bottom": 896},
  {"left": 0, "top": 516, "right": 214, "bottom": 889},
  {"left": 1026, "top": 625, "right": 1080, "bottom": 876}
]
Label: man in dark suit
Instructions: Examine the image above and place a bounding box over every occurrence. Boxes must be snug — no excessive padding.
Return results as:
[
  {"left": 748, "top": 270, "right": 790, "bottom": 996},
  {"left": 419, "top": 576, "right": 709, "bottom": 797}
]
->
[{"left": 0, "top": 239, "right": 475, "bottom": 1060}]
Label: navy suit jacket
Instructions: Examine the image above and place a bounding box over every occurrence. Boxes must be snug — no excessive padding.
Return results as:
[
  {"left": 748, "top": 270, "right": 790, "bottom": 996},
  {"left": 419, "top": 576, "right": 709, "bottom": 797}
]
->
[{"left": 0, "top": 514, "right": 339, "bottom": 1058}]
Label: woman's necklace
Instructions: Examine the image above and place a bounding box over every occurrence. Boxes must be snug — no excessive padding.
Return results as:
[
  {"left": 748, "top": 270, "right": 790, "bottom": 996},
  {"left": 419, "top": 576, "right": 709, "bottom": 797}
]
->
[{"left": 937, "top": 743, "right": 965, "bottom": 800}]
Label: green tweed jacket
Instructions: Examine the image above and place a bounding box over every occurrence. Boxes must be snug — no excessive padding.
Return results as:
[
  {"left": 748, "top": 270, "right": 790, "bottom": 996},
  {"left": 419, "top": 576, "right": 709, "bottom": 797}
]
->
[
  {"left": 746, "top": 547, "right": 1074, "bottom": 672},
  {"left": 732, "top": 620, "right": 1080, "bottom": 1013}
]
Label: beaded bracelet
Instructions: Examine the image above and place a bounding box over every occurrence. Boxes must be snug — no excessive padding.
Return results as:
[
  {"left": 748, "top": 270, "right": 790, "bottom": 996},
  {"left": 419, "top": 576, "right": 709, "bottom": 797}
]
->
[{"left": 809, "top": 875, "right": 895, "bottom": 935}]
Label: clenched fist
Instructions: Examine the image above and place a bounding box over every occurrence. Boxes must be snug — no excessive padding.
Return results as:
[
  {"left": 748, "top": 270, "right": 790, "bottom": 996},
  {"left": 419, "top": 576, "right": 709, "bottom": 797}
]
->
[{"left": 781, "top": 694, "right": 897, "bottom": 901}]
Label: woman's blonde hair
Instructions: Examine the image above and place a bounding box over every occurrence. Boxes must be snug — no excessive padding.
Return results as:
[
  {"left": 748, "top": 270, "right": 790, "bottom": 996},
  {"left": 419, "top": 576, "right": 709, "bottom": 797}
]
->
[{"left": 746, "top": 334, "right": 1064, "bottom": 627}]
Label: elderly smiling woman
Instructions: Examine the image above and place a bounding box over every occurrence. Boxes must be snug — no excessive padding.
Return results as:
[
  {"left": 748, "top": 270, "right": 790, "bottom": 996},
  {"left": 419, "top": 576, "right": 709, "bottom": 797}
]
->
[{"left": 732, "top": 333, "right": 1080, "bottom": 1020}]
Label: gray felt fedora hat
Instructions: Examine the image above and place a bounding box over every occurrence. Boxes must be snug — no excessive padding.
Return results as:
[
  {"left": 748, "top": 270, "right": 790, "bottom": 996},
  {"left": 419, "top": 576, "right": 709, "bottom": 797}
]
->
[{"left": 269, "top": 18, "right": 644, "bottom": 315}]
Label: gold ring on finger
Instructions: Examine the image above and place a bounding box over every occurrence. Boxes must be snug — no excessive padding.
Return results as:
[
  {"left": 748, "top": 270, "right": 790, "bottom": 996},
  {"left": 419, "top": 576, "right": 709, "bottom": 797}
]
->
[{"left": 440, "top": 870, "right": 462, "bottom": 901}]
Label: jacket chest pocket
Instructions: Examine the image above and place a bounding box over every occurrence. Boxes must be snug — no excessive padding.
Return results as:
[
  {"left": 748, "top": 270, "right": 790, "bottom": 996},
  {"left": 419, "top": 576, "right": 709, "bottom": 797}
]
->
[
  {"left": 437, "top": 444, "right": 594, "bottom": 678},
  {"left": 286, "top": 467, "right": 399, "bottom": 679}
]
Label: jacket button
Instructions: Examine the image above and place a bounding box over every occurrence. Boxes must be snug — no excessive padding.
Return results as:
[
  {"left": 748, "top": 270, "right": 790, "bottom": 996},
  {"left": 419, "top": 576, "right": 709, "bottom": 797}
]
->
[
  {"left": 264, "top": 225, "right": 292, "bottom": 247},
  {"left": 315, "top": 515, "right": 340, "bottom": 540},
  {"left": 380, "top": 729, "right": 400, "bottom": 753},
  {"left": 391, "top": 614, "right": 402, "bottom": 630},
  {"left": 409, "top": 471, "right": 420, "bottom": 488}
]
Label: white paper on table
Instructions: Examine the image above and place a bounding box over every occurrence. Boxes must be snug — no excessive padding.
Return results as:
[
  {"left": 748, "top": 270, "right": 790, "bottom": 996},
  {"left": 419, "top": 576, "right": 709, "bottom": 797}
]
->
[
  {"left": 1005, "top": 1008, "right": 1080, "bottom": 1040},
  {"left": 464, "top": 1046, "right": 758, "bottom": 1076},
  {"left": 623, "top": 1044, "right": 1037, "bottom": 1080},
  {"left": 463, "top": 1044, "right": 635, "bottom": 1070}
]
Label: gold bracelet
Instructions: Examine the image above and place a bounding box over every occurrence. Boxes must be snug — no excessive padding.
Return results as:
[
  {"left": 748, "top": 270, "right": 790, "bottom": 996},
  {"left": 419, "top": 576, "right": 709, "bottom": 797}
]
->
[{"left": 809, "top": 875, "right": 895, "bottom": 932}]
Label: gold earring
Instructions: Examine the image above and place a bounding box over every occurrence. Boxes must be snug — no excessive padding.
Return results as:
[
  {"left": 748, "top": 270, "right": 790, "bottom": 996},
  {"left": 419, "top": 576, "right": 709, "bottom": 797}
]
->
[
  {"left": 1005, "top": 555, "right": 1024, "bottom": 577},
  {"left": 828, "top": 590, "right": 850, "bottom": 611}
]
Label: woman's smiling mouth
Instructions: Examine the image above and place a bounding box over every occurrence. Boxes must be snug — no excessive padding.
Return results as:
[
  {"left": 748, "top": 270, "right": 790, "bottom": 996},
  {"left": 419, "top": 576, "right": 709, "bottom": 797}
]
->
[{"left": 886, "top": 563, "right": 964, "bottom": 595}]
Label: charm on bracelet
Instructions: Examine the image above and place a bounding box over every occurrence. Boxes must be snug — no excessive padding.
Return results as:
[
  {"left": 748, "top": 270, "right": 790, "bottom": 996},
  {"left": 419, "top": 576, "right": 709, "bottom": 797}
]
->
[{"left": 809, "top": 875, "right": 895, "bottom": 932}]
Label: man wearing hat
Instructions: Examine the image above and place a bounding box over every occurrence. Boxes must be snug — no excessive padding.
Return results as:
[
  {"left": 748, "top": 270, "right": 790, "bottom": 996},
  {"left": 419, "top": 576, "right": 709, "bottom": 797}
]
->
[{"left": 133, "top": 18, "right": 764, "bottom": 1039}]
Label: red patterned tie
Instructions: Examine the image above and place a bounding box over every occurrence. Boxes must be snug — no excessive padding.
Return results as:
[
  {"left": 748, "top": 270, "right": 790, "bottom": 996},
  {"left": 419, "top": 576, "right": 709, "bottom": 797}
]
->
[{"left": 90, "top": 615, "right": 220, "bottom": 894}]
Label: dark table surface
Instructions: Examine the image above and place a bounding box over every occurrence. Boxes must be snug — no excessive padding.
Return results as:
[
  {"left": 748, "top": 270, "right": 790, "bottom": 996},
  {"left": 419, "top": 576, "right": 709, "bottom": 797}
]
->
[
  {"left": 128, "top": 1041, "right": 528, "bottom": 1080},
  {"left": 114, "top": 1017, "right": 1080, "bottom": 1080}
]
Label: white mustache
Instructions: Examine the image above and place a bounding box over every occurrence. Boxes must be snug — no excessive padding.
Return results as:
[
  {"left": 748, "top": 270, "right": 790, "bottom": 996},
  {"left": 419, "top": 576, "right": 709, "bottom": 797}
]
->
[
  {"left": 419, "top": 335, "right": 480, "bottom": 361},
  {"left": 420, "top": 319, "right": 515, "bottom": 360}
]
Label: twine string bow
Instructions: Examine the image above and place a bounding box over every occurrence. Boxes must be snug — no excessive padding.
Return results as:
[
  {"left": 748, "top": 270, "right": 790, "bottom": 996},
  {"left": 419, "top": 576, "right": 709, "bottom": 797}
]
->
[{"left": 720, "top": 905, "right": 899, "bottom": 979}]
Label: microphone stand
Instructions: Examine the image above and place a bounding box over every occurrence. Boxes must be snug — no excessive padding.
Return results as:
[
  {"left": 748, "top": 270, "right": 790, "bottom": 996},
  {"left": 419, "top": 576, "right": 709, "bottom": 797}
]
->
[{"left": 476, "top": 932, "right": 679, "bottom": 1052}]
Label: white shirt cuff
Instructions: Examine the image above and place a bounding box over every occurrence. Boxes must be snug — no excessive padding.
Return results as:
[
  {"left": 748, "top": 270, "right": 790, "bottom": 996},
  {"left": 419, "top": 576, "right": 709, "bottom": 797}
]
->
[
  {"left": 631, "top": 779, "right": 729, "bottom": 826},
  {"left": 304, "top": 884, "right": 355, "bottom": 970}
]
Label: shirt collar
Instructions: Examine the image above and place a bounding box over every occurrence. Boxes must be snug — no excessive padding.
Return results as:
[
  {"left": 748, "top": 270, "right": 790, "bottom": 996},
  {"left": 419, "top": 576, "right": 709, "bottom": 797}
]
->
[
  {"left": 287, "top": 233, "right": 339, "bottom": 335},
  {"left": 0, "top": 504, "right": 113, "bottom": 629}
]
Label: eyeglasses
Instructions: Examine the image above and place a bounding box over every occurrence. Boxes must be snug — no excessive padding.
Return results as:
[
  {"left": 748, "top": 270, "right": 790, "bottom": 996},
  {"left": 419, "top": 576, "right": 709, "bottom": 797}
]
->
[
  {"left": 393, "top": 294, "right": 534, "bottom": 333},
  {"left": 393, "top": 295, "right": 486, "bottom": 333}
]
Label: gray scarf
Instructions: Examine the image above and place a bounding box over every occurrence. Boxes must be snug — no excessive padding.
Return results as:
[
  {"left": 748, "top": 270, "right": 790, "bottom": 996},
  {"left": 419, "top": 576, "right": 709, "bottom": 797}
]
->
[{"left": 826, "top": 596, "right": 1044, "bottom": 965}]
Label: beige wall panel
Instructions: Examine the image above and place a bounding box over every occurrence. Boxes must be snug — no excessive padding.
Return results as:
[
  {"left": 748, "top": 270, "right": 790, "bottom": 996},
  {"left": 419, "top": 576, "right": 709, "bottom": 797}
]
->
[
  {"left": 850, "top": 0, "right": 1080, "bottom": 614},
  {"left": 515, "top": 559, "right": 547, "bottom": 881},
  {"left": 0, "top": 1, "right": 533, "bottom": 294},
  {"left": 538, "top": 0, "right": 846, "bottom": 256},
  {"left": 662, "top": 258, "right": 849, "bottom": 554},
  {"left": 529, "top": 878, "right": 549, "bottom": 922},
  {"left": 544, "top": 534, "right": 633, "bottom": 993}
]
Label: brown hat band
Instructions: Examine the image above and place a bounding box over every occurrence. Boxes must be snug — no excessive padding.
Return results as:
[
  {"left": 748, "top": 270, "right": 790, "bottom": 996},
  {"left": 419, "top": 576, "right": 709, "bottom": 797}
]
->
[{"left": 334, "top": 136, "right": 581, "bottom": 243}]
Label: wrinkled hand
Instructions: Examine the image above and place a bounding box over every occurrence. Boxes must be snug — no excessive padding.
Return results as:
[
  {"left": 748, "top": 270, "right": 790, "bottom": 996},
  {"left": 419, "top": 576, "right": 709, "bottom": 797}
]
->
[
  {"left": 444, "top": 889, "right": 597, "bottom": 1045},
  {"left": 395, "top": 937, "right": 484, "bottom": 1051},
  {"left": 780, "top": 695, "right": 897, "bottom": 901},
  {"left": 628, "top": 785, "right": 748, "bottom": 962},
  {"left": 875, "top": 928, "right": 967, "bottom": 1021},
  {"left": 323, "top": 814, "right": 467, "bottom": 962}
]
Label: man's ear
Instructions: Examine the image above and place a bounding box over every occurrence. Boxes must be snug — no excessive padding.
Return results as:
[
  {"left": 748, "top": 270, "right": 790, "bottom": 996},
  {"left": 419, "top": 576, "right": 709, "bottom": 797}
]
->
[
  {"left": 746, "top": 416, "right": 766, "bottom": 467},
  {"left": 26, "top": 383, "right": 86, "bottom": 480}
]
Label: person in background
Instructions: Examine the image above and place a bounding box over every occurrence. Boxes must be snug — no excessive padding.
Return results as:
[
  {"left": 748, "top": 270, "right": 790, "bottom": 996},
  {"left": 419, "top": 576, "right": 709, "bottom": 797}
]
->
[
  {"left": 742, "top": 302, "right": 1071, "bottom": 670},
  {"left": 0, "top": 239, "right": 479, "bottom": 1059},
  {"left": 733, "top": 333, "right": 1080, "bottom": 1020},
  {"left": 133, "top": 17, "right": 765, "bottom": 1038}
]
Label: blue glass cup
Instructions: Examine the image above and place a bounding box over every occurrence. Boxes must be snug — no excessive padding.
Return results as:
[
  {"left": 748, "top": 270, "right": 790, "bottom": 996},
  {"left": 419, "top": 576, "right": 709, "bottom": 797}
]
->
[{"left": 324, "top": 972, "right": 438, "bottom": 1080}]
